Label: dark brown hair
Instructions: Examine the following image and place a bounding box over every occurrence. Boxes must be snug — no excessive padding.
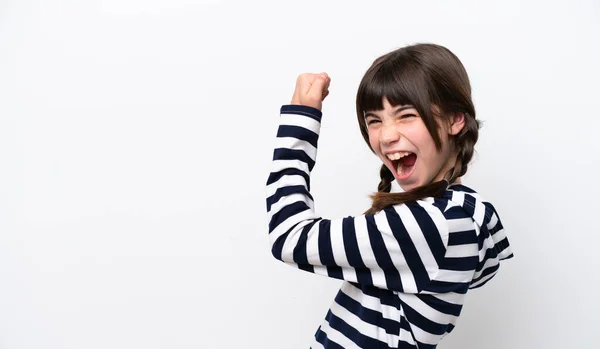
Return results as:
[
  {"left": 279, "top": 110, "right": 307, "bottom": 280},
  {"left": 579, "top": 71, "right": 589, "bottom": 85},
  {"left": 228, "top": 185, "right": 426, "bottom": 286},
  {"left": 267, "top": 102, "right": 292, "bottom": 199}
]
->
[{"left": 357, "top": 43, "right": 480, "bottom": 214}]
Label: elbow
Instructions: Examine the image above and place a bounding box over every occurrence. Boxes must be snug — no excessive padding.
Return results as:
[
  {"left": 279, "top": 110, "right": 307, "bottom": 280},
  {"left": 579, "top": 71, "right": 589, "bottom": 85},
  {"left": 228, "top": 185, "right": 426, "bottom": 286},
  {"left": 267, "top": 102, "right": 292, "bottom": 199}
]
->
[
  {"left": 270, "top": 234, "right": 291, "bottom": 263},
  {"left": 270, "top": 245, "right": 283, "bottom": 262}
]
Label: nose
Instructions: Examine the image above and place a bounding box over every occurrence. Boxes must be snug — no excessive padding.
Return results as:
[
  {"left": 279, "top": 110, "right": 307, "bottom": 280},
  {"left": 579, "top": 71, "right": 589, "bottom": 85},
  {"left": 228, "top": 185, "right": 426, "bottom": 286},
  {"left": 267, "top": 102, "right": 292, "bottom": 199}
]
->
[{"left": 380, "top": 122, "right": 400, "bottom": 145}]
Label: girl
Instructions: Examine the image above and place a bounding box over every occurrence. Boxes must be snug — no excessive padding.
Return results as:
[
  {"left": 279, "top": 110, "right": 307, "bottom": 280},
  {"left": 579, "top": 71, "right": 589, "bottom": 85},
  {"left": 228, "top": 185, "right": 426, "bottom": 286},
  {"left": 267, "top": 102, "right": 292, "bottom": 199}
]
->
[{"left": 266, "top": 43, "right": 513, "bottom": 349}]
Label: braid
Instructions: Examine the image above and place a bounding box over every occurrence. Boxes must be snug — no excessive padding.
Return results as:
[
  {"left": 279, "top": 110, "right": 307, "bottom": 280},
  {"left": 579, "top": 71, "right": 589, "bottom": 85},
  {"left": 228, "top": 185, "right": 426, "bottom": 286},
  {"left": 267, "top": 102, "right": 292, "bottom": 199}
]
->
[
  {"left": 377, "top": 164, "right": 394, "bottom": 193},
  {"left": 445, "top": 113, "right": 480, "bottom": 183}
]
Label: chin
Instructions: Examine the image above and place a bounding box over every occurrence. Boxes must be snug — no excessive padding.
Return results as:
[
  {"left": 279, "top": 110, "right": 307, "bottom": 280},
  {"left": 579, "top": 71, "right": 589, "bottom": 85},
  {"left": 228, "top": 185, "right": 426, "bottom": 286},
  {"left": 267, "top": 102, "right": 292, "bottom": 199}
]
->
[
  {"left": 396, "top": 173, "right": 437, "bottom": 192},
  {"left": 396, "top": 179, "right": 420, "bottom": 192},
  {"left": 398, "top": 184, "right": 416, "bottom": 192}
]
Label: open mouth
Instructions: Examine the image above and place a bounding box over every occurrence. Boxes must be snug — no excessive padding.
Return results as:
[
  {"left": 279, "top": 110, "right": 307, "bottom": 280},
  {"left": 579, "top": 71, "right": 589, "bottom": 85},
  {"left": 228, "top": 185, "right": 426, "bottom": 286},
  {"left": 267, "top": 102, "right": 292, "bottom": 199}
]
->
[{"left": 386, "top": 151, "right": 417, "bottom": 180}]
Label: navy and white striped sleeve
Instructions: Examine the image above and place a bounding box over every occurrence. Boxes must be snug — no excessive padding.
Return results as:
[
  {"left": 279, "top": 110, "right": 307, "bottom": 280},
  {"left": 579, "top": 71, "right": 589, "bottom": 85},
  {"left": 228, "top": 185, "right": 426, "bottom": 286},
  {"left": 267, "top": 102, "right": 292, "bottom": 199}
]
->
[{"left": 266, "top": 105, "right": 463, "bottom": 293}]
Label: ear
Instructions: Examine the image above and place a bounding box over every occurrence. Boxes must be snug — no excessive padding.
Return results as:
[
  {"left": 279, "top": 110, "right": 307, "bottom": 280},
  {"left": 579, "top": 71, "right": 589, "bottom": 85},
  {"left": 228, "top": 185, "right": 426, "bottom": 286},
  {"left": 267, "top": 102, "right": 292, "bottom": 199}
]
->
[{"left": 449, "top": 112, "right": 465, "bottom": 136}]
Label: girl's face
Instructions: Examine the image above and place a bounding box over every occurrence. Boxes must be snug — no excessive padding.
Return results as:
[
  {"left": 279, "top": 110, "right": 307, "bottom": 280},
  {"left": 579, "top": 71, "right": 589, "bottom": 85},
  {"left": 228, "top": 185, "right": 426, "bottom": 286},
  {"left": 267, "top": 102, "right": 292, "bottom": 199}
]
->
[{"left": 365, "top": 98, "right": 464, "bottom": 191}]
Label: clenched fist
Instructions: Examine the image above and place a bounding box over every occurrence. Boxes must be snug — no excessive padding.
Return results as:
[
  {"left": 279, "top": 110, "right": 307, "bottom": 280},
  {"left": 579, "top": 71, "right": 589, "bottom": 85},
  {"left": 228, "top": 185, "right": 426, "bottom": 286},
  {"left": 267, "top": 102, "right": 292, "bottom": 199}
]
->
[{"left": 291, "top": 72, "right": 331, "bottom": 111}]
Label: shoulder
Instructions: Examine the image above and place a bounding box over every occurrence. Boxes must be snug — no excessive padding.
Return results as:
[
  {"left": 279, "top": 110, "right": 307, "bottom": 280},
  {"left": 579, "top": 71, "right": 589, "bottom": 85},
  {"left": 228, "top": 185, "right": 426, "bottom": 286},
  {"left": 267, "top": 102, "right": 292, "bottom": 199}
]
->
[{"left": 443, "top": 184, "right": 501, "bottom": 228}]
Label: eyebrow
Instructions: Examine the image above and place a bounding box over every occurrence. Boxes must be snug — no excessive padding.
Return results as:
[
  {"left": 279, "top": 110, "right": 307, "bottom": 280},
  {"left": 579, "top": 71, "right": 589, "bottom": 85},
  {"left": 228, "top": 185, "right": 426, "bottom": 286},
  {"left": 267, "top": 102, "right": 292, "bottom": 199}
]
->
[{"left": 364, "top": 105, "right": 416, "bottom": 118}]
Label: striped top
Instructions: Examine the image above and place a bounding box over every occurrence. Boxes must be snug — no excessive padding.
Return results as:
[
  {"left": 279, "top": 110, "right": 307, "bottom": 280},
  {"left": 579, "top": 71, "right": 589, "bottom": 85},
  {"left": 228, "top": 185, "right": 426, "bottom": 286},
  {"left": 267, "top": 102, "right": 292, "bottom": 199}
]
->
[{"left": 266, "top": 105, "right": 513, "bottom": 349}]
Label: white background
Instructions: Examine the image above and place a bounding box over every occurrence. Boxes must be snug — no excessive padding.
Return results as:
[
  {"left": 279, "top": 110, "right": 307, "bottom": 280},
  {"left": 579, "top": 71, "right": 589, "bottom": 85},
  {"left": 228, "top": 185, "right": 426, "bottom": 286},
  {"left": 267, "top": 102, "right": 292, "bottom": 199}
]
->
[{"left": 1, "top": 0, "right": 599, "bottom": 348}]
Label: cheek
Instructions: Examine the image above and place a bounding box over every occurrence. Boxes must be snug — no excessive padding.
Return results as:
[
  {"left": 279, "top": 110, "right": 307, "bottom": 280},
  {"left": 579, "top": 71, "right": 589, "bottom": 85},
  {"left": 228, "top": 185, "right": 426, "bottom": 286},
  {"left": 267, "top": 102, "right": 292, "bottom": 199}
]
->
[
  {"left": 409, "top": 130, "right": 438, "bottom": 165},
  {"left": 367, "top": 130, "right": 380, "bottom": 153},
  {"left": 417, "top": 137, "right": 446, "bottom": 172}
]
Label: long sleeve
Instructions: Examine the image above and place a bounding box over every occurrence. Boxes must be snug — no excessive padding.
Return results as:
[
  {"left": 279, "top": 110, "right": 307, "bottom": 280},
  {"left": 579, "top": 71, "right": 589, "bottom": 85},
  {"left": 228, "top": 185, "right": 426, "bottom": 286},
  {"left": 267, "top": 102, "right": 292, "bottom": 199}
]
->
[{"left": 266, "top": 105, "right": 477, "bottom": 294}]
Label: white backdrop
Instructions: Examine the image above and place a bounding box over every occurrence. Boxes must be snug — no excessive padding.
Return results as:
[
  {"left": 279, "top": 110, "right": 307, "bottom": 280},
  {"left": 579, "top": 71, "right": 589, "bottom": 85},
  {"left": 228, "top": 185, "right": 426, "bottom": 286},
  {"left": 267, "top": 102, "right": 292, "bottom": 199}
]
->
[{"left": 1, "top": 0, "right": 599, "bottom": 348}]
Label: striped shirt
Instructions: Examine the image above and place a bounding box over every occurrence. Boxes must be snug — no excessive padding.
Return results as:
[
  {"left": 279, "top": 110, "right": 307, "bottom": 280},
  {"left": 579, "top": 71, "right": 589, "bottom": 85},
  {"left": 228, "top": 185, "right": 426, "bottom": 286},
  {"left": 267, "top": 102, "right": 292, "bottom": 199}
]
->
[{"left": 266, "top": 105, "right": 513, "bottom": 349}]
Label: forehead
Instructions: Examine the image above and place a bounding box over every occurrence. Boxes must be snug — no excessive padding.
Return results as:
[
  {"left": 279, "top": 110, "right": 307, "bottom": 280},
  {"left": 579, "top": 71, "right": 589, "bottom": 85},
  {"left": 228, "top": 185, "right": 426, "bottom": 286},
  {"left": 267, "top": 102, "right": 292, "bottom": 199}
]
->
[{"left": 364, "top": 98, "right": 416, "bottom": 116}]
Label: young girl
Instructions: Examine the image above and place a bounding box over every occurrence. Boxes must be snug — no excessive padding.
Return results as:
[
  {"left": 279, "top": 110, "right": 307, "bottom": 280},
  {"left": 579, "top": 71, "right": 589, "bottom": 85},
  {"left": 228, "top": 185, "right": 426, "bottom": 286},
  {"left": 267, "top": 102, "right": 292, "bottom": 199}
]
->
[{"left": 266, "top": 43, "right": 513, "bottom": 349}]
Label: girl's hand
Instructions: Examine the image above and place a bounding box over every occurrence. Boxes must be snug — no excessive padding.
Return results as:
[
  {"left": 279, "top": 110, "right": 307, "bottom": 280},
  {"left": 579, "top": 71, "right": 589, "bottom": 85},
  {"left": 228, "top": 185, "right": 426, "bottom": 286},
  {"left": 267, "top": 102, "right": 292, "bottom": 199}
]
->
[{"left": 291, "top": 72, "right": 331, "bottom": 111}]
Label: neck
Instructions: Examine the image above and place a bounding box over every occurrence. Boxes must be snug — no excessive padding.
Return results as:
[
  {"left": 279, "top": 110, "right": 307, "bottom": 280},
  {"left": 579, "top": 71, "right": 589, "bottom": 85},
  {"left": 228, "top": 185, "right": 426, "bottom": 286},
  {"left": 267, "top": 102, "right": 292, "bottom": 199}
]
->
[{"left": 434, "top": 155, "right": 460, "bottom": 184}]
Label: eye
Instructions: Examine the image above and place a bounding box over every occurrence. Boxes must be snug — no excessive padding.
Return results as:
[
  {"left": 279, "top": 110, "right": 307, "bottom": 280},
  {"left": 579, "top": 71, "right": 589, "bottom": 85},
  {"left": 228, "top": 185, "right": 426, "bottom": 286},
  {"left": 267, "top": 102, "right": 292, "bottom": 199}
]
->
[
  {"left": 398, "top": 113, "right": 417, "bottom": 120},
  {"left": 365, "top": 118, "right": 380, "bottom": 126}
]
